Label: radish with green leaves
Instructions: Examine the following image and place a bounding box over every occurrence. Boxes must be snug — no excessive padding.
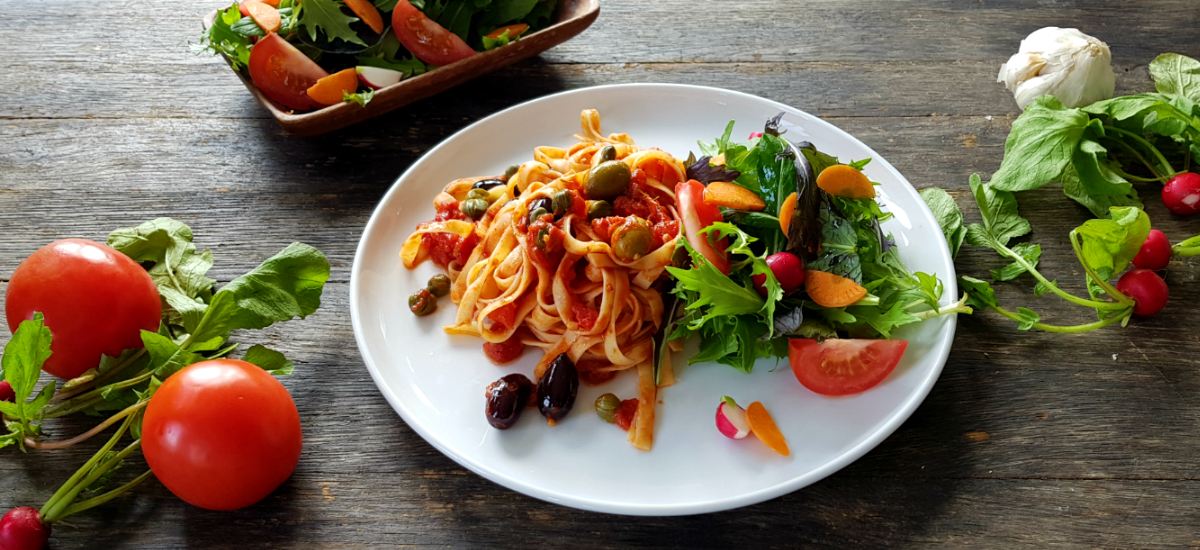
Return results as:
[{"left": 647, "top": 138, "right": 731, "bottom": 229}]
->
[
  {"left": 1116, "top": 269, "right": 1169, "bottom": 316},
  {"left": 1132, "top": 229, "right": 1171, "bottom": 271},
  {"left": 0, "top": 506, "right": 49, "bottom": 550},
  {"left": 1162, "top": 173, "right": 1200, "bottom": 216}
]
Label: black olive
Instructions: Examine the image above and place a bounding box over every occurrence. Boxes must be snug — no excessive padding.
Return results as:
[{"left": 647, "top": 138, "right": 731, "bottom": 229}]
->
[
  {"left": 537, "top": 353, "right": 579, "bottom": 422},
  {"left": 485, "top": 374, "right": 534, "bottom": 430},
  {"left": 473, "top": 178, "right": 506, "bottom": 190},
  {"left": 528, "top": 196, "right": 553, "bottom": 215}
]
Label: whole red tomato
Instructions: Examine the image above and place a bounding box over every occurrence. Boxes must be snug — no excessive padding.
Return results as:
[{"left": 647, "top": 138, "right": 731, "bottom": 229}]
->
[
  {"left": 142, "top": 359, "right": 303, "bottom": 511},
  {"left": 5, "top": 238, "right": 161, "bottom": 379}
]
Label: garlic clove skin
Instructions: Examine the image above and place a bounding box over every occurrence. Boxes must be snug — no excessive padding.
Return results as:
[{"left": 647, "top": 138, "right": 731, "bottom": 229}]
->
[{"left": 997, "top": 27, "right": 1116, "bottom": 110}]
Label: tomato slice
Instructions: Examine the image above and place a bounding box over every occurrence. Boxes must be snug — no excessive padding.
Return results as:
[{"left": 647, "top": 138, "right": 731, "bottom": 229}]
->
[
  {"left": 788, "top": 338, "right": 907, "bottom": 396},
  {"left": 248, "top": 33, "right": 329, "bottom": 111},
  {"left": 391, "top": 0, "right": 476, "bottom": 66},
  {"left": 675, "top": 180, "right": 730, "bottom": 274}
]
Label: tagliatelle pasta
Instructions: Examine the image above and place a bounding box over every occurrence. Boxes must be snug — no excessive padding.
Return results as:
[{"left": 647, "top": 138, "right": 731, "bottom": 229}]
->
[{"left": 401, "top": 110, "right": 685, "bottom": 450}]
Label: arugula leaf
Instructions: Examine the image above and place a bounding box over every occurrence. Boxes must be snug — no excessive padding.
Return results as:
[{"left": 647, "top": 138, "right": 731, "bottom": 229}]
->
[
  {"left": 478, "top": 0, "right": 539, "bottom": 29},
  {"left": 190, "top": 243, "right": 331, "bottom": 344},
  {"left": 522, "top": 0, "right": 556, "bottom": 29},
  {"left": 964, "top": 174, "right": 1031, "bottom": 248},
  {"left": 1061, "top": 164, "right": 1142, "bottom": 218},
  {"left": 846, "top": 303, "right": 919, "bottom": 339},
  {"left": 358, "top": 32, "right": 427, "bottom": 76},
  {"left": 481, "top": 29, "right": 512, "bottom": 50},
  {"left": 423, "top": 0, "right": 492, "bottom": 42},
  {"left": 808, "top": 201, "right": 862, "bottom": 283},
  {"left": 700, "top": 222, "right": 784, "bottom": 335},
  {"left": 374, "top": 0, "right": 400, "bottom": 10},
  {"left": 298, "top": 0, "right": 366, "bottom": 46},
  {"left": 1075, "top": 206, "right": 1151, "bottom": 282},
  {"left": 1150, "top": 53, "right": 1200, "bottom": 103},
  {"left": 698, "top": 120, "right": 736, "bottom": 157},
  {"left": 990, "top": 243, "right": 1042, "bottom": 282},
  {"left": 990, "top": 96, "right": 1090, "bottom": 192},
  {"left": 918, "top": 187, "right": 965, "bottom": 259},
  {"left": 243, "top": 345, "right": 296, "bottom": 375}
]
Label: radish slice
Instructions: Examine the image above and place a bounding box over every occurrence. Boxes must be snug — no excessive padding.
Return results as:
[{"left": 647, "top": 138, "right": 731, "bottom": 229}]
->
[
  {"left": 356, "top": 66, "right": 404, "bottom": 90},
  {"left": 716, "top": 396, "right": 751, "bottom": 440}
]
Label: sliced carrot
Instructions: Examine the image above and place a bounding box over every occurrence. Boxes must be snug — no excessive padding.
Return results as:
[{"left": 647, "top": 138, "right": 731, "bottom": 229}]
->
[
  {"left": 805, "top": 270, "right": 868, "bottom": 308},
  {"left": 245, "top": 1, "right": 281, "bottom": 33},
  {"left": 778, "top": 192, "right": 797, "bottom": 234},
  {"left": 486, "top": 23, "right": 529, "bottom": 39},
  {"left": 703, "top": 182, "right": 766, "bottom": 211},
  {"left": 816, "top": 164, "right": 875, "bottom": 199},
  {"left": 746, "top": 402, "right": 789, "bottom": 456},
  {"left": 306, "top": 68, "right": 359, "bottom": 107},
  {"left": 342, "top": 0, "right": 384, "bottom": 34}
]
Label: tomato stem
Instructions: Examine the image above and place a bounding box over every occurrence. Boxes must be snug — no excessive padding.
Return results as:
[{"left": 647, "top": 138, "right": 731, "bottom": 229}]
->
[{"left": 26, "top": 400, "right": 147, "bottom": 451}]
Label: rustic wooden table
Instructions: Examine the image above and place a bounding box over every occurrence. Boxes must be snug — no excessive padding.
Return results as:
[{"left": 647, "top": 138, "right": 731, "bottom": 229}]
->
[{"left": 2, "top": 0, "right": 1199, "bottom": 547}]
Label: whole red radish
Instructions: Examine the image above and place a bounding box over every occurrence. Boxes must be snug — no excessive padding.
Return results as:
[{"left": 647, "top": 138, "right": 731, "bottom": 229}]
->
[
  {"left": 0, "top": 381, "right": 13, "bottom": 403},
  {"left": 1132, "top": 229, "right": 1171, "bottom": 271},
  {"left": 1116, "top": 269, "right": 1169, "bottom": 316},
  {"left": 1162, "top": 173, "right": 1200, "bottom": 215},
  {"left": 0, "top": 507, "right": 50, "bottom": 550},
  {"left": 753, "top": 252, "right": 806, "bottom": 296},
  {"left": 142, "top": 359, "right": 302, "bottom": 511},
  {"left": 5, "top": 239, "right": 161, "bottom": 380}
]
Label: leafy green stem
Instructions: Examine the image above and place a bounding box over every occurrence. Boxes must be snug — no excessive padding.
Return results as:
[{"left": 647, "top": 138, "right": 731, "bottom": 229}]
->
[
  {"left": 58, "top": 469, "right": 154, "bottom": 519},
  {"left": 995, "top": 239, "right": 1127, "bottom": 311},
  {"left": 44, "top": 370, "right": 153, "bottom": 419},
  {"left": 990, "top": 303, "right": 1131, "bottom": 333},
  {"left": 1106, "top": 126, "right": 1177, "bottom": 177},
  {"left": 911, "top": 295, "right": 973, "bottom": 320},
  {"left": 54, "top": 348, "right": 146, "bottom": 402},
  {"left": 39, "top": 412, "right": 135, "bottom": 522},
  {"left": 1109, "top": 164, "right": 1167, "bottom": 183},
  {"left": 27, "top": 400, "right": 147, "bottom": 450},
  {"left": 1173, "top": 235, "right": 1200, "bottom": 257},
  {"left": 41, "top": 438, "right": 143, "bottom": 524}
]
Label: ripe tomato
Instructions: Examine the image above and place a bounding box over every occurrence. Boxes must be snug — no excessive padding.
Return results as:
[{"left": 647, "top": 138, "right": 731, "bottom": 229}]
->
[
  {"left": 391, "top": 0, "right": 475, "bottom": 66},
  {"left": 248, "top": 33, "right": 329, "bottom": 111},
  {"left": 675, "top": 180, "right": 730, "bottom": 274},
  {"left": 142, "top": 359, "right": 302, "bottom": 511},
  {"left": 5, "top": 239, "right": 161, "bottom": 380},
  {"left": 788, "top": 338, "right": 908, "bottom": 396}
]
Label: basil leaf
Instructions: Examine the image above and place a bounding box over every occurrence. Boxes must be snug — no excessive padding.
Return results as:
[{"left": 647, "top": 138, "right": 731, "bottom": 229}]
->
[{"left": 990, "top": 96, "right": 1090, "bottom": 192}]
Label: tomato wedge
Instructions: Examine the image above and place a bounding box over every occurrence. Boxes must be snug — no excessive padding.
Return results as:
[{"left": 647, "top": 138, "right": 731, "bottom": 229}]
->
[
  {"left": 788, "top": 338, "right": 907, "bottom": 396},
  {"left": 391, "top": 0, "right": 476, "bottom": 66},
  {"left": 248, "top": 33, "right": 329, "bottom": 111},
  {"left": 676, "top": 179, "right": 730, "bottom": 274}
]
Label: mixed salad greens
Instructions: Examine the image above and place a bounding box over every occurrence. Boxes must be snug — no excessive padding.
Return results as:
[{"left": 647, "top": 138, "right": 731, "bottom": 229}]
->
[
  {"left": 662, "top": 114, "right": 969, "bottom": 376},
  {"left": 195, "top": 0, "right": 556, "bottom": 110}
]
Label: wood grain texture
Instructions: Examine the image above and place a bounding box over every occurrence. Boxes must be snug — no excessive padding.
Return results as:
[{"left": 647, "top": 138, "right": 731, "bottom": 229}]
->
[{"left": 2, "top": 0, "right": 1200, "bottom": 547}]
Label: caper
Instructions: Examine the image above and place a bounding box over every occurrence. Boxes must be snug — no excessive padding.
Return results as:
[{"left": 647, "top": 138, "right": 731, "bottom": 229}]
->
[
  {"left": 426, "top": 274, "right": 452, "bottom": 297},
  {"left": 528, "top": 207, "right": 549, "bottom": 227},
  {"left": 535, "top": 225, "right": 551, "bottom": 249},
  {"left": 465, "top": 188, "right": 489, "bottom": 201},
  {"left": 611, "top": 217, "right": 653, "bottom": 261},
  {"left": 537, "top": 353, "right": 579, "bottom": 422},
  {"left": 462, "top": 198, "right": 489, "bottom": 220},
  {"left": 586, "top": 200, "right": 613, "bottom": 220},
  {"left": 473, "top": 178, "right": 506, "bottom": 190},
  {"left": 503, "top": 165, "right": 521, "bottom": 181},
  {"left": 598, "top": 144, "right": 616, "bottom": 162},
  {"left": 586, "top": 161, "right": 631, "bottom": 201},
  {"left": 595, "top": 393, "right": 621, "bottom": 423},
  {"left": 409, "top": 289, "right": 437, "bottom": 316},
  {"left": 551, "top": 190, "right": 573, "bottom": 217}
]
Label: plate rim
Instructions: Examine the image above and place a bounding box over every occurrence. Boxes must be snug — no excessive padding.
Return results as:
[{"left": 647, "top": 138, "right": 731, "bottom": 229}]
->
[{"left": 349, "top": 83, "right": 958, "bottom": 516}]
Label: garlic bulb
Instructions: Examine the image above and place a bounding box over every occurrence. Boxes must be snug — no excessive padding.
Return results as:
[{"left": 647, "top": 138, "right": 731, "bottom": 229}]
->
[{"left": 997, "top": 27, "right": 1116, "bottom": 110}]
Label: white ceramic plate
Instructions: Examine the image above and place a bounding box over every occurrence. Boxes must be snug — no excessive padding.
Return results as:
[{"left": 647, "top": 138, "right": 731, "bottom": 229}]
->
[{"left": 350, "top": 84, "right": 958, "bottom": 516}]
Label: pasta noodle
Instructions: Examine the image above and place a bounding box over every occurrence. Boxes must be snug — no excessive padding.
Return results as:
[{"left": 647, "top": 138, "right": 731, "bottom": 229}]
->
[{"left": 402, "top": 110, "right": 686, "bottom": 450}]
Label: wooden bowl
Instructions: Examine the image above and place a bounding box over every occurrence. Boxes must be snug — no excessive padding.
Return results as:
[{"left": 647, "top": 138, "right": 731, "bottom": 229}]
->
[{"left": 222, "top": 0, "right": 599, "bottom": 136}]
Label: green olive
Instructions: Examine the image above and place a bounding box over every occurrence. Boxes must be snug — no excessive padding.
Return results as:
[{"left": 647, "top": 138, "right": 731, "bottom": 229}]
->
[
  {"left": 594, "top": 393, "right": 621, "bottom": 423},
  {"left": 586, "top": 161, "right": 631, "bottom": 201},
  {"left": 528, "top": 207, "right": 549, "bottom": 227},
  {"left": 586, "top": 200, "right": 613, "bottom": 220},
  {"left": 611, "top": 217, "right": 653, "bottom": 261},
  {"left": 426, "top": 274, "right": 452, "bottom": 297},
  {"left": 466, "top": 188, "right": 489, "bottom": 202},
  {"left": 598, "top": 144, "right": 617, "bottom": 162},
  {"left": 551, "top": 190, "right": 573, "bottom": 217},
  {"left": 504, "top": 164, "right": 520, "bottom": 181},
  {"left": 409, "top": 289, "right": 437, "bottom": 316},
  {"left": 462, "top": 198, "right": 489, "bottom": 220}
]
